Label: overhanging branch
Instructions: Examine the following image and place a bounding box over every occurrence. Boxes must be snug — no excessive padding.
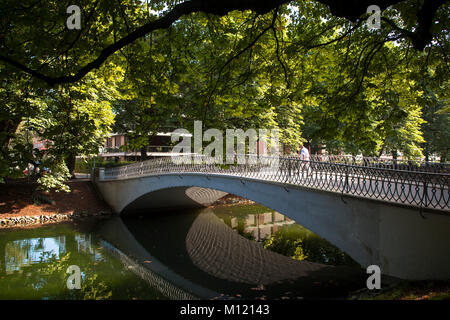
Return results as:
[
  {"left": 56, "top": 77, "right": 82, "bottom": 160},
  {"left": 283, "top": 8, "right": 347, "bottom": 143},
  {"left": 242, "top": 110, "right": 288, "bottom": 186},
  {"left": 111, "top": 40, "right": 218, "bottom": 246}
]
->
[{"left": 0, "top": 0, "right": 446, "bottom": 85}]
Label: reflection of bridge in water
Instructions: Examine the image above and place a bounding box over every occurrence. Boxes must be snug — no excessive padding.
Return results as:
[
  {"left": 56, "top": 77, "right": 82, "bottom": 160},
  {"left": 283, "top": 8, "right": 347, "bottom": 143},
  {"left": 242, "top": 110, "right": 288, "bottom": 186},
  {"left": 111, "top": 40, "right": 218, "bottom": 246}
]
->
[
  {"left": 93, "top": 155, "right": 450, "bottom": 280},
  {"left": 96, "top": 211, "right": 367, "bottom": 300}
]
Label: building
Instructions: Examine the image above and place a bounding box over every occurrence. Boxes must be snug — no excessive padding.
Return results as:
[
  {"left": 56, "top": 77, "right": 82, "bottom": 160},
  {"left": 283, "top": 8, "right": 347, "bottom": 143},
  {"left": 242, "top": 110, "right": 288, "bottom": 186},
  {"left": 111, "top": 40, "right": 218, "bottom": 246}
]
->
[{"left": 99, "top": 132, "right": 192, "bottom": 161}]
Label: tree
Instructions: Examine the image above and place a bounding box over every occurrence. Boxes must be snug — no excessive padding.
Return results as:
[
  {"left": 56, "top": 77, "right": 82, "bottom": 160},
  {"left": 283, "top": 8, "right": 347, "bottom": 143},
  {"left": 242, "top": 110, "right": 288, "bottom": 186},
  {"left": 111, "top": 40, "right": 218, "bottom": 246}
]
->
[
  {"left": 0, "top": 0, "right": 446, "bottom": 86},
  {"left": 0, "top": 0, "right": 448, "bottom": 189},
  {"left": 419, "top": 71, "right": 450, "bottom": 162},
  {"left": 30, "top": 63, "right": 123, "bottom": 178},
  {"left": 1, "top": 62, "right": 124, "bottom": 190},
  {"left": 0, "top": 74, "right": 38, "bottom": 180}
]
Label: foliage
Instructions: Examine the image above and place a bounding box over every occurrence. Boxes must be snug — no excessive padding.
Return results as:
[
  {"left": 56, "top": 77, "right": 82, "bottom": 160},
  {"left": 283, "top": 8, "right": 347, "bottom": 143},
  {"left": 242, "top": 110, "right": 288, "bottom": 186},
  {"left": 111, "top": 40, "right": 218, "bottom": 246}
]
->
[
  {"left": 75, "top": 157, "right": 136, "bottom": 174},
  {"left": 264, "top": 235, "right": 308, "bottom": 261},
  {"left": 416, "top": 62, "right": 450, "bottom": 161},
  {"left": 358, "top": 280, "right": 450, "bottom": 300},
  {"left": 263, "top": 224, "right": 359, "bottom": 266},
  {"left": 0, "top": 0, "right": 448, "bottom": 192},
  {"left": 1, "top": 62, "right": 124, "bottom": 190},
  {"left": 36, "top": 158, "right": 72, "bottom": 192}
]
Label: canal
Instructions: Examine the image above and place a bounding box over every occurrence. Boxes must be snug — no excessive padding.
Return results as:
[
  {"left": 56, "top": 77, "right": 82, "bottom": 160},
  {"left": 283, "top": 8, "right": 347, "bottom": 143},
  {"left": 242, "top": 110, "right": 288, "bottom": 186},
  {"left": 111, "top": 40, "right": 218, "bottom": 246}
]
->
[{"left": 0, "top": 203, "right": 367, "bottom": 299}]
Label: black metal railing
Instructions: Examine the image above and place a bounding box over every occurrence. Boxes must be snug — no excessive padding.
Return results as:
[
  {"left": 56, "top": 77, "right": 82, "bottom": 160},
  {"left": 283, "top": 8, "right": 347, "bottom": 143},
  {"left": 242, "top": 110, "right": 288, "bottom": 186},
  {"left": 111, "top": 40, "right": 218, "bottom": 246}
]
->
[
  {"left": 101, "top": 154, "right": 449, "bottom": 211},
  {"left": 307, "top": 155, "right": 449, "bottom": 174}
]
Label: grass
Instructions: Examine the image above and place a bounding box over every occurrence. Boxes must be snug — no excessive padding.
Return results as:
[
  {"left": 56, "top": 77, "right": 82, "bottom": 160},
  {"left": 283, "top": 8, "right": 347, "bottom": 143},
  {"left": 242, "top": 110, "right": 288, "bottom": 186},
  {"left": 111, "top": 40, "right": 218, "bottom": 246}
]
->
[{"left": 354, "top": 280, "right": 450, "bottom": 300}]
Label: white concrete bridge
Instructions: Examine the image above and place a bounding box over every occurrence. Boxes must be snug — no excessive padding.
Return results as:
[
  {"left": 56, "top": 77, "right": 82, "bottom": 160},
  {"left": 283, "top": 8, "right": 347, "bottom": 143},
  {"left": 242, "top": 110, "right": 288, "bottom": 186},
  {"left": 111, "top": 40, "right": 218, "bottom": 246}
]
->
[{"left": 92, "top": 155, "right": 450, "bottom": 280}]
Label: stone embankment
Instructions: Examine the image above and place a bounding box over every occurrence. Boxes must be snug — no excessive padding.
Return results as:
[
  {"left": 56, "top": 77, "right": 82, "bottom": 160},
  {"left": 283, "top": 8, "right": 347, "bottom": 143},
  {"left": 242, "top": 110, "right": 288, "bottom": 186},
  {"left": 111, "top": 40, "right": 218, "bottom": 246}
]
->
[
  {"left": 0, "top": 211, "right": 112, "bottom": 228},
  {"left": 0, "top": 179, "right": 113, "bottom": 229}
]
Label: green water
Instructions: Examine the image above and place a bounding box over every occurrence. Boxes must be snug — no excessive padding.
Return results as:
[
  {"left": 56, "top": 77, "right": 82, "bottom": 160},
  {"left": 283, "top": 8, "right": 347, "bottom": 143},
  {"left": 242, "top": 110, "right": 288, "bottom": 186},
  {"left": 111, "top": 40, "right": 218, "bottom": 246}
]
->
[
  {"left": 0, "top": 222, "right": 167, "bottom": 300},
  {"left": 0, "top": 204, "right": 365, "bottom": 300}
]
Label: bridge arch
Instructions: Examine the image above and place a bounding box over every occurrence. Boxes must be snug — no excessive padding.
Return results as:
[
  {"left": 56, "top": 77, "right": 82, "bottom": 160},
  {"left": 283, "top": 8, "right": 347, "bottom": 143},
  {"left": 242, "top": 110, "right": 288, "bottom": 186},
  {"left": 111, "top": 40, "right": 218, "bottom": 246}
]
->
[{"left": 94, "top": 172, "right": 450, "bottom": 280}]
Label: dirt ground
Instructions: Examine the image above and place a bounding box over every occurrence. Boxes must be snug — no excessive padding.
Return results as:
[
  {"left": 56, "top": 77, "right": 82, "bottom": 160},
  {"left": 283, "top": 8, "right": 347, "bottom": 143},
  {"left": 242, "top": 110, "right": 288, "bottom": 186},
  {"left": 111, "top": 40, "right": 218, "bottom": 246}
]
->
[{"left": 0, "top": 179, "right": 112, "bottom": 218}]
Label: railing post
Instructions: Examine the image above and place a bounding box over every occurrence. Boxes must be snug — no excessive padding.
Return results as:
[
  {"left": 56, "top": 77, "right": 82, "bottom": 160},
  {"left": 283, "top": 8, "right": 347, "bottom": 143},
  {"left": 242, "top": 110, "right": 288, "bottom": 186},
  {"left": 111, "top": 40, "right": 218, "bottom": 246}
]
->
[
  {"left": 344, "top": 165, "right": 349, "bottom": 194},
  {"left": 288, "top": 159, "right": 292, "bottom": 182},
  {"left": 90, "top": 167, "right": 95, "bottom": 182},
  {"left": 99, "top": 168, "right": 105, "bottom": 181},
  {"left": 423, "top": 174, "right": 429, "bottom": 208}
]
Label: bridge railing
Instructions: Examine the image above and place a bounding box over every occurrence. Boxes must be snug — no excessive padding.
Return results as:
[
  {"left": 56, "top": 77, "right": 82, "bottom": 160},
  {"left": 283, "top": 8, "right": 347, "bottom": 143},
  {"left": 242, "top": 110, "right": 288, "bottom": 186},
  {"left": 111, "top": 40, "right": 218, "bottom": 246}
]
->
[
  {"left": 101, "top": 154, "right": 449, "bottom": 211},
  {"left": 307, "top": 155, "right": 450, "bottom": 174}
]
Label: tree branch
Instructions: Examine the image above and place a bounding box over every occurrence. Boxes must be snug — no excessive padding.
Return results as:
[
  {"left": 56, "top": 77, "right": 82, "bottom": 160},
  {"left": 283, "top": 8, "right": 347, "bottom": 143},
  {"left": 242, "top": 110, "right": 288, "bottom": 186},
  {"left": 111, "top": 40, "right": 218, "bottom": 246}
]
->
[
  {"left": 0, "top": 0, "right": 290, "bottom": 86},
  {"left": 0, "top": 0, "right": 445, "bottom": 85}
]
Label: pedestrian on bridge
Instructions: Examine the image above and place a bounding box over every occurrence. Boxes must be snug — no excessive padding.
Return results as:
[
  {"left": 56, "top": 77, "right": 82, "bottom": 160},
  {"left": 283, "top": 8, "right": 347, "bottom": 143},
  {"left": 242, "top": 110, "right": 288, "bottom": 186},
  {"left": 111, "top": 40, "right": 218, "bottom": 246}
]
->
[
  {"left": 300, "top": 143, "right": 310, "bottom": 161},
  {"left": 299, "top": 143, "right": 312, "bottom": 176}
]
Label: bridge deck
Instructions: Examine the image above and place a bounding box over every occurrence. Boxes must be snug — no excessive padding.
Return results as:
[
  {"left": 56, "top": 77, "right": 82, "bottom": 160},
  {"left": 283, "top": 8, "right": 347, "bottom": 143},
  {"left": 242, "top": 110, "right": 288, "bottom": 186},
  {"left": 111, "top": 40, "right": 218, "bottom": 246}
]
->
[{"left": 98, "top": 155, "right": 449, "bottom": 211}]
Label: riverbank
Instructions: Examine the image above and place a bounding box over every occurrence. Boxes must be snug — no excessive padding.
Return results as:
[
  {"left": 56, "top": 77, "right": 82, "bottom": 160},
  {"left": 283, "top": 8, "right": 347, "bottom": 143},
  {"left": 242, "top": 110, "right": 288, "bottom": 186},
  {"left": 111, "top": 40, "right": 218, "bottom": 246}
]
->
[
  {"left": 0, "top": 179, "right": 113, "bottom": 228},
  {"left": 210, "top": 193, "right": 255, "bottom": 206},
  {"left": 350, "top": 280, "right": 450, "bottom": 300},
  {"left": 0, "top": 184, "right": 245, "bottom": 229}
]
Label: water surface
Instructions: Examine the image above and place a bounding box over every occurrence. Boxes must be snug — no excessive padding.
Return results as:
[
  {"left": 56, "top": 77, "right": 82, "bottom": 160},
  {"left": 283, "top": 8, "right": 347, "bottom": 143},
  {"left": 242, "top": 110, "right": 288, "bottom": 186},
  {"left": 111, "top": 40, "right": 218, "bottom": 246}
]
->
[{"left": 0, "top": 204, "right": 366, "bottom": 299}]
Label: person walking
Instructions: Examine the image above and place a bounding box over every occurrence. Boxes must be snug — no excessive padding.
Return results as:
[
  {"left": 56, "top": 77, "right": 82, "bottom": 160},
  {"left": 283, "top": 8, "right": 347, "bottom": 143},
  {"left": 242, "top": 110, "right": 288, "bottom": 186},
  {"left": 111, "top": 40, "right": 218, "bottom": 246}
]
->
[
  {"left": 299, "top": 143, "right": 311, "bottom": 176},
  {"left": 300, "top": 143, "right": 310, "bottom": 161}
]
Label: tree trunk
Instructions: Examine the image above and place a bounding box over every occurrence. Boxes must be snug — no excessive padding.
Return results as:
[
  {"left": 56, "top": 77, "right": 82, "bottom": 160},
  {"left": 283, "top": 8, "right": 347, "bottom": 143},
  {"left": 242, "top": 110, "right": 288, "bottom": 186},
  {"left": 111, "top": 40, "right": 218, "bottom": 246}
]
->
[
  {"left": 140, "top": 147, "right": 147, "bottom": 161},
  {"left": 66, "top": 154, "right": 76, "bottom": 179},
  {"left": 0, "top": 119, "right": 20, "bottom": 146},
  {"left": 392, "top": 150, "right": 398, "bottom": 160},
  {"left": 392, "top": 150, "right": 398, "bottom": 169},
  {"left": 440, "top": 151, "right": 447, "bottom": 163}
]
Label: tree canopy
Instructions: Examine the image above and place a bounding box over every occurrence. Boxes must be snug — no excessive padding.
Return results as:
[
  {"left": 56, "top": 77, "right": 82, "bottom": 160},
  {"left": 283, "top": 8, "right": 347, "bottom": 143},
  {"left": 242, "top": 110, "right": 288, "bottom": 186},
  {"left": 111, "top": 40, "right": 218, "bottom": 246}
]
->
[{"left": 0, "top": 0, "right": 448, "bottom": 189}]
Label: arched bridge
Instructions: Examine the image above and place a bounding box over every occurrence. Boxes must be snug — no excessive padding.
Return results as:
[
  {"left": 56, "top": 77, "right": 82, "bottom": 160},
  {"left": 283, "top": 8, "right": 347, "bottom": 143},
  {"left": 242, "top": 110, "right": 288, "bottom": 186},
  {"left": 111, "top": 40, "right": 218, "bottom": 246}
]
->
[{"left": 92, "top": 155, "right": 450, "bottom": 280}]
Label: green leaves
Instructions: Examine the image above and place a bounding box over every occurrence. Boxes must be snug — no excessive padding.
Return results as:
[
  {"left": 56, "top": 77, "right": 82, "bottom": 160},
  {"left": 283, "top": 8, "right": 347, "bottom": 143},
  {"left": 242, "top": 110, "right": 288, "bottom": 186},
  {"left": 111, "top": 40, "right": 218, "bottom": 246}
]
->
[
  {"left": 36, "top": 158, "right": 72, "bottom": 193},
  {"left": 0, "top": 59, "right": 124, "bottom": 190},
  {"left": 0, "top": 0, "right": 448, "bottom": 186}
]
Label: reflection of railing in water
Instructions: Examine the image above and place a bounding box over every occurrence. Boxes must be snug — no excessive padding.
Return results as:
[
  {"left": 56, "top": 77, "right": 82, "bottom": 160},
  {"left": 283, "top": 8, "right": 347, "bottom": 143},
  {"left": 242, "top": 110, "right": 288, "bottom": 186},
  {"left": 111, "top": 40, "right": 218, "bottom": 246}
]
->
[
  {"left": 100, "top": 154, "right": 449, "bottom": 211},
  {"left": 100, "top": 240, "right": 197, "bottom": 300}
]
